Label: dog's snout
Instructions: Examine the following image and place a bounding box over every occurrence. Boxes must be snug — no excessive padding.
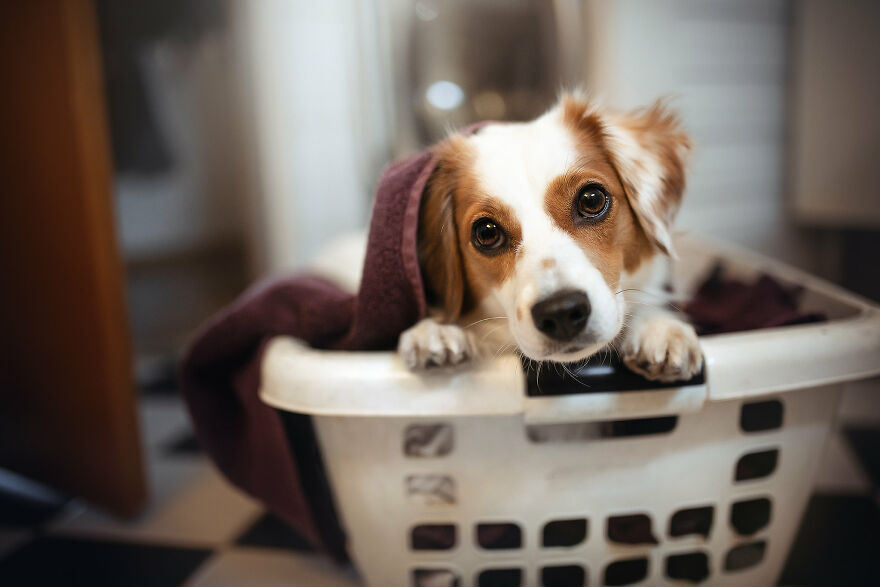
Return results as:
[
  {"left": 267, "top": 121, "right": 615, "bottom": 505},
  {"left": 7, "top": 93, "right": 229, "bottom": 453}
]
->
[{"left": 530, "top": 290, "right": 591, "bottom": 341}]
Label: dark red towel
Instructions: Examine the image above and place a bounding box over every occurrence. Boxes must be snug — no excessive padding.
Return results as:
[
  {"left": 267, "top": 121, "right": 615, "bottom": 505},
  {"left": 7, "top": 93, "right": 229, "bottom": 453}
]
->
[
  {"left": 684, "top": 263, "right": 826, "bottom": 335},
  {"left": 179, "top": 146, "right": 441, "bottom": 558}
]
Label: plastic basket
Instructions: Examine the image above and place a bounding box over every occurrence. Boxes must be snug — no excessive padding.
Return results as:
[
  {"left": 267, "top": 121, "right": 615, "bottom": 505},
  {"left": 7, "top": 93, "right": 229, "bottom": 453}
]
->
[{"left": 260, "top": 235, "right": 880, "bottom": 587}]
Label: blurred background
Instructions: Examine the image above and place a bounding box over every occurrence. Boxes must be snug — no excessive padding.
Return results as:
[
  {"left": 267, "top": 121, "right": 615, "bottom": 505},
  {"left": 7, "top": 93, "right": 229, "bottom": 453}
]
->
[
  {"left": 101, "top": 0, "right": 880, "bottom": 376},
  {"left": 1, "top": 0, "right": 878, "bottom": 585},
  {"left": 110, "top": 0, "right": 880, "bottom": 380}
]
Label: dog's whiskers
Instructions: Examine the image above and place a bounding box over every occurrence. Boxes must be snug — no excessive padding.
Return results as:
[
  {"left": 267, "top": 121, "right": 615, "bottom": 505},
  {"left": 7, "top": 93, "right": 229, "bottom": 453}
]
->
[
  {"left": 464, "top": 316, "right": 508, "bottom": 329},
  {"left": 612, "top": 342, "right": 622, "bottom": 361},
  {"left": 492, "top": 343, "right": 516, "bottom": 360},
  {"left": 478, "top": 323, "right": 508, "bottom": 346},
  {"left": 561, "top": 362, "right": 590, "bottom": 388},
  {"left": 618, "top": 288, "right": 685, "bottom": 312}
]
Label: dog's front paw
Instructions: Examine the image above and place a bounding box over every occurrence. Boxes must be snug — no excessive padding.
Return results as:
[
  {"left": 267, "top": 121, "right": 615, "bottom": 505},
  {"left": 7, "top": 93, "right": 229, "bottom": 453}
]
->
[
  {"left": 622, "top": 315, "right": 702, "bottom": 382},
  {"left": 398, "top": 318, "right": 476, "bottom": 370}
]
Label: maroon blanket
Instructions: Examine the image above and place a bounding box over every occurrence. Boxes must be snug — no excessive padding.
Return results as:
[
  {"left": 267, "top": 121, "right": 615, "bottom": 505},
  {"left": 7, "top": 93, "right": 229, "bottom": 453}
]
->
[
  {"left": 180, "top": 147, "right": 440, "bottom": 558},
  {"left": 684, "top": 263, "right": 825, "bottom": 335}
]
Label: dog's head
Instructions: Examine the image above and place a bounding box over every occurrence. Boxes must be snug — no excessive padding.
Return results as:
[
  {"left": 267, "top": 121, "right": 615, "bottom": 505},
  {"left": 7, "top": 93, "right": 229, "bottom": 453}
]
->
[{"left": 419, "top": 94, "right": 691, "bottom": 362}]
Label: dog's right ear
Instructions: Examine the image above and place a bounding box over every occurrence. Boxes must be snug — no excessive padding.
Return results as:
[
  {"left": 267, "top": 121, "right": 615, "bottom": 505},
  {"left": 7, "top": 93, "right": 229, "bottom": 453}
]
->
[{"left": 418, "top": 139, "right": 470, "bottom": 322}]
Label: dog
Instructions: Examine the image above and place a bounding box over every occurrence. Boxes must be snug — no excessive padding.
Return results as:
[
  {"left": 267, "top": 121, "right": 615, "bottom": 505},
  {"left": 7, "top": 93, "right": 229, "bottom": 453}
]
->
[{"left": 397, "top": 93, "right": 702, "bottom": 382}]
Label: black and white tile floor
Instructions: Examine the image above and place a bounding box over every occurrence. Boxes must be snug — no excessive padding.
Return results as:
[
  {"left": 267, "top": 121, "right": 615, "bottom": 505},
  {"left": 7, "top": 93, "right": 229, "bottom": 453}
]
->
[{"left": 0, "top": 379, "right": 878, "bottom": 586}]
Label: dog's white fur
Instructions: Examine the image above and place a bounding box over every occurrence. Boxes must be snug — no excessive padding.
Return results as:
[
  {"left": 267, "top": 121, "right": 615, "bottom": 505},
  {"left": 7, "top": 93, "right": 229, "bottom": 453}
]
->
[{"left": 398, "top": 97, "right": 702, "bottom": 381}]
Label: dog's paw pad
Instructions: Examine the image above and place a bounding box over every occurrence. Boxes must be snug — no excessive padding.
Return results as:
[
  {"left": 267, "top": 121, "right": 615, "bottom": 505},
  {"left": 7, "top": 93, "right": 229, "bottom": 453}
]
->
[
  {"left": 623, "top": 316, "right": 702, "bottom": 383},
  {"left": 398, "top": 319, "right": 476, "bottom": 370}
]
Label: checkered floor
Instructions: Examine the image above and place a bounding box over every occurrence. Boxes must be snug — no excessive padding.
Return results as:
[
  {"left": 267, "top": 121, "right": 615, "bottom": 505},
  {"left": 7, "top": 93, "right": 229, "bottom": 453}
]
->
[{"left": 0, "top": 379, "right": 878, "bottom": 586}]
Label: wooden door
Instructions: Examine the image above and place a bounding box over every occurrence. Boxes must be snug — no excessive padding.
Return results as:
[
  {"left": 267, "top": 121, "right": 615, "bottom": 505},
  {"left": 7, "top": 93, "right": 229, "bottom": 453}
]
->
[{"left": 0, "top": 0, "right": 146, "bottom": 517}]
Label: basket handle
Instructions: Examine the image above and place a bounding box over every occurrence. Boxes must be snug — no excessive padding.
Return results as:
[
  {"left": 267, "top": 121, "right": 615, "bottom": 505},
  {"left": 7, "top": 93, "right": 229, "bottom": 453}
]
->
[{"left": 522, "top": 384, "right": 708, "bottom": 425}]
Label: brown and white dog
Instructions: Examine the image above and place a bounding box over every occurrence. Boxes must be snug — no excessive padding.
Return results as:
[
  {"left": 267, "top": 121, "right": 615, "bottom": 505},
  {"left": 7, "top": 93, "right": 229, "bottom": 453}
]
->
[{"left": 397, "top": 93, "right": 702, "bottom": 382}]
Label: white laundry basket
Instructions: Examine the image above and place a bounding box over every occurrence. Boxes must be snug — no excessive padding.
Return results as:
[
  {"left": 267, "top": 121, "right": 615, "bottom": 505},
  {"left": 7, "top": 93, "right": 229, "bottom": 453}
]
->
[{"left": 260, "top": 235, "right": 880, "bottom": 587}]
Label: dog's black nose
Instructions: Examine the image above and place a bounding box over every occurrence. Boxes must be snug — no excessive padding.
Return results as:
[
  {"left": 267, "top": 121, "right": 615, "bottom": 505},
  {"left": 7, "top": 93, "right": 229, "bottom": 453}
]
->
[{"left": 531, "top": 290, "right": 591, "bottom": 341}]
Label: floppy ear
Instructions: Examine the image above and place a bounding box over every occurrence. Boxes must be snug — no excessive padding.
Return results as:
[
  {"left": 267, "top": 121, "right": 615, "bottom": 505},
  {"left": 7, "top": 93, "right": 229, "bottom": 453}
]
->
[
  {"left": 602, "top": 100, "right": 692, "bottom": 255},
  {"left": 418, "top": 144, "right": 468, "bottom": 322}
]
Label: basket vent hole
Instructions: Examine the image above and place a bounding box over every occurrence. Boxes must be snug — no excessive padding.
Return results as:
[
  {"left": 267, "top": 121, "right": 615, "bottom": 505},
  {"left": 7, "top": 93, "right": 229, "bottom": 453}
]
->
[
  {"left": 404, "top": 423, "right": 453, "bottom": 457},
  {"left": 476, "top": 522, "right": 522, "bottom": 549},
  {"left": 724, "top": 541, "right": 767, "bottom": 572},
  {"left": 540, "top": 564, "right": 586, "bottom": 587},
  {"left": 669, "top": 505, "right": 714, "bottom": 538},
  {"left": 730, "top": 497, "right": 772, "bottom": 535},
  {"left": 607, "top": 513, "right": 658, "bottom": 545},
  {"left": 406, "top": 475, "right": 456, "bottom": 505},
  {"left": 740, "top": 400, "right": 783, "bottom": 432},
  {"left": 666, "top": 551, "right": 710, "bottom": 583},
  {"left": 542, "top": 518, "right": 587, "bottom": 547},
  {"left": 606, "top": 415, "right": 677, "bottom": 437},
  {"left": 526, "top": 416, "right": 676, "bottom": 443},
  {"left": 735, "top": 448, "right": 779, "bottom": 481},
  {"left": 413, "top": 569, "right": 460, "bottom": 587},
  {"left": 604, "top": 557, "right": 649, "bottom": 586},
  {"left": 477, "top": 568, "right": 522, "bottom": 587},
  {"left": 410, "top": 524, "right": 456, "bottom": 551}
]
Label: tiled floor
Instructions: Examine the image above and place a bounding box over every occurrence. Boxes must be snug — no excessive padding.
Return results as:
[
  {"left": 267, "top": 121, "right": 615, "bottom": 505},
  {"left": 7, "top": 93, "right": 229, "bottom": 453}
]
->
[
  {"left": 0, "top": 383, "right": 358, "bottom": 587},
  {"left": 0, "top": 380, "right": 878, "bottom": 586}
]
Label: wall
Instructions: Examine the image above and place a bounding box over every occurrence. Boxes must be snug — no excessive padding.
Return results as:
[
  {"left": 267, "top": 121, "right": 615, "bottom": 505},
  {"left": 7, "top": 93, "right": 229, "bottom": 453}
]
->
[
  {"left": 233, "top": 0, "right": 391, "bottom": 274},
  {"left": 586, "top": 0, "right": 819, "bottom": 269},
  {"left": 790, "top": 0, "right": 880, "bottom": 228}
]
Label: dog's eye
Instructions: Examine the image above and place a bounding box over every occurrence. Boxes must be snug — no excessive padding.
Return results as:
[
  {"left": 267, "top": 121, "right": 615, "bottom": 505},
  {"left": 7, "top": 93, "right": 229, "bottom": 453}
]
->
[
  {"left": 471, "top": 217, "right": 506, "bottom": 252},
  {"left": 575, "top": 184, "right": 610, "bottom": 220}
]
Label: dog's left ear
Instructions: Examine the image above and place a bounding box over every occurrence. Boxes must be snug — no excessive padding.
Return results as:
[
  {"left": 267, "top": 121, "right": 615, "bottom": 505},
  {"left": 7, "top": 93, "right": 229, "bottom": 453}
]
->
[{"left": 602, "top": 101, "right": 692, "bottom": 255}]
